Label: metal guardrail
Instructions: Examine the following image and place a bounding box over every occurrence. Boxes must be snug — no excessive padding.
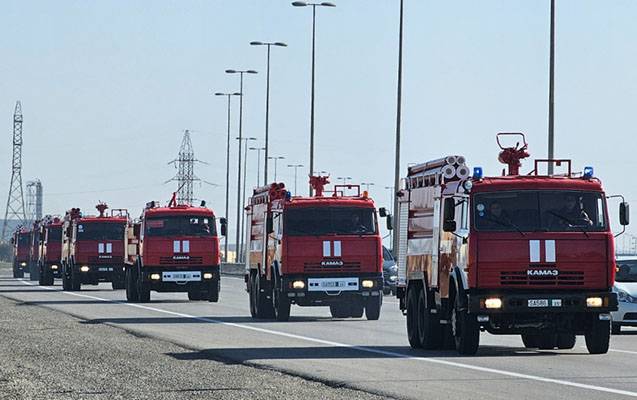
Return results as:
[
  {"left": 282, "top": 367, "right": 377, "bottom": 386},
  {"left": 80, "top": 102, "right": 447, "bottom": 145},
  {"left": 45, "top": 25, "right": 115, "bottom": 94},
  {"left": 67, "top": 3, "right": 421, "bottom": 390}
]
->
[{"left": 221, "top": 262, "right": 245, "bottom": 276}]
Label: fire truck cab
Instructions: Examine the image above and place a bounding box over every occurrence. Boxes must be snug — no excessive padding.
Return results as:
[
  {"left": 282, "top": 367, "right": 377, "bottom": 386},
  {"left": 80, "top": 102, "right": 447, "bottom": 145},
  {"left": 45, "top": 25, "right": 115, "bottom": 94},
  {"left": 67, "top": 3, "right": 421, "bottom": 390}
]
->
[
  {"left": 11, "top": 228, "right": 31, "bottom": 279},
  {"left": 36, "top": 217, "right": 63, "bottom": 286},
  {"left": 61, "top": 204, "right": 130, "bottom": 291},
  {"left": 396, "top": 134, "right": 629, "bottom": 355},
  {"left": 125, "top": 196, "right": 226, "bottom": 303},
  {"left": 245, "top": 178, "right": 386, "bottom": 321}
]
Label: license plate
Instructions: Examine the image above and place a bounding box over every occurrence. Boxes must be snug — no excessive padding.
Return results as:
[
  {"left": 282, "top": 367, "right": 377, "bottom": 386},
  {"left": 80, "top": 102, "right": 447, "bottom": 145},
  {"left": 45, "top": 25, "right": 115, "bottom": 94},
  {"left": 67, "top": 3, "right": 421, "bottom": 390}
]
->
[
  {"left": 307, "top": 277, "right": 359, "bottom": 292},
  {"left": 528, "top": 299, "right": 549, "bottom": 308},
  {"left": 98, "top": 267, "right": 113, "bottom": 272},
  {"left": 162, "top": 271, "right": 201, "bottom": 282}
]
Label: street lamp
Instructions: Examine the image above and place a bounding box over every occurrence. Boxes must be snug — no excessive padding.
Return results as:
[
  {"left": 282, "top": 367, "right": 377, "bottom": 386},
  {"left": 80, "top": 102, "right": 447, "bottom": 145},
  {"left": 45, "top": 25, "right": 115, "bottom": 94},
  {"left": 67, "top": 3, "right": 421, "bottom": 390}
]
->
[
  {"left": 547, "top": 0, "right": 556, "bottom": 174},
  {"left": 291, "top": 1, "right": 336, "bottom": 196},
  {"left": 361, "top": 182, "right": 375, "bottom": 192},
  {"left": 237, "top": 136, "right": 257, "bottom": 263},
  {"left": 336, "top": 176, "right": 352, "bottom": 185},
  {"left": 268, "top": 156, "right": 286, "bottom": 181},
  {"left": 287, "top": 164, "right": 304, "bottom": 195},
  {"left": 226, "top": 69, "right": 257, "bottom": 263},
  {"left": 214, "top": 91, "right": 241, "bottom": 262},
  {"left": 249, "top": 146, "right": 266, "bottom": 185},
  {"left": 392, "top": 0, "right": 404, "bottom": 258},
  {"left": 250, "top": 41, "right": 288, "bottom": 186}
]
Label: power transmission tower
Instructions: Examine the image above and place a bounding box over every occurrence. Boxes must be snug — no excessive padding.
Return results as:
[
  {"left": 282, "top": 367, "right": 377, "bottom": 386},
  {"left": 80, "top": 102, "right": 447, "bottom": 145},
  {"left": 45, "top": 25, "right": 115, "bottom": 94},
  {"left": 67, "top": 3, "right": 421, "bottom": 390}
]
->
[
  {"left": 167, "top": 130, "right": 201, "bottom": 206},
  {"left": 26, "top": 180, "right": 43, "bottom": 225},
  {"left": 2, "top": 101, "right": 26, "bottom": 240}
]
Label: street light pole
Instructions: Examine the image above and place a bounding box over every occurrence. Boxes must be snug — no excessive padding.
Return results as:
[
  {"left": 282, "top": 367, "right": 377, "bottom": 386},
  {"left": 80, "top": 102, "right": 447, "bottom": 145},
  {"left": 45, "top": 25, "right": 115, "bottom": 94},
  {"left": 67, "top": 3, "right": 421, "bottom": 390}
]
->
[
  {"left": 250, "top": 41, "right": 287, "bottom": 186},
  {"left": 214, "top": 91, "right": 241, "bottom": 262},
  {"left": 287, "top": 164, "right": 304, "bottom": 195},
  {"left": 547, "top": 0, "right": 556, "bottom": 175},
  {"left": 249, "top": 147, "right": 266, "bottom": 185},
  {"left": 337, "top": 176, "right": 352, "bottom": 185},
  {"left": 268, "top": 156, "right": 285, "bottom": 181},
  {"left": 238, "top": 136, "right": 257, "bottom": 263},
  {"left": 226, "top": 69, "right": 257, "bottom": 263},
  {"left": 392, "top": 0, "right": 404, "bottom": 255},
  {"left": 292, "top": 1, "right": 336, "bottom": 196},
  {"left": 361, "top": 182, "right": 375, "bottom": 192}
]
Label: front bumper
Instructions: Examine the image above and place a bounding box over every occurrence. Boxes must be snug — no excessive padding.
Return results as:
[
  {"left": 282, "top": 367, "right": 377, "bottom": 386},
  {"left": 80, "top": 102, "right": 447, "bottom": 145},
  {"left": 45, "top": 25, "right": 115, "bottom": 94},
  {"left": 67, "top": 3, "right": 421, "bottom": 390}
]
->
[
  {"left": 611, "top": 301, "right": 637, "bottom": 327},
  {"left": 281, "top": 273, "right": 383, "bottom": 306},
  {"left": 140, "top": 265, "right": 220, "bottom": 292},
  {"left": 45, "top": 263, "right": 63, "bottom": 278},
  {"left": 75, "top": 264, "right": 125, "bottom": 283}
]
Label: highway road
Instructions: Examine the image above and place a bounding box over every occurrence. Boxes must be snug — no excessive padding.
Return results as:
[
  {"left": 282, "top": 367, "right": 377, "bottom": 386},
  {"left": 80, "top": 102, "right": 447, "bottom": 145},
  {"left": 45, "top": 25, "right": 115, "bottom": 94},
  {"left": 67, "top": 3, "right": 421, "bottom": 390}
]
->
[{"left": 1, "top": 274, "right": 636, "bottom": 400}]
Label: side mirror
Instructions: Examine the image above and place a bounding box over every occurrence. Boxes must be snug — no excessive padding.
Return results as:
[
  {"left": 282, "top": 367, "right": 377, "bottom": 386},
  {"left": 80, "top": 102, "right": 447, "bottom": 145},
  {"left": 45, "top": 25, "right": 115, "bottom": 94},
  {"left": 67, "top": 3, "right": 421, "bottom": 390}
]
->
[
  {"left": 266, "top": 213, "right": 274, "bottom": 234},
  {"left": 219, "top": 217, "right": 228, "bottom": 236},
  {"left": 443, "top": 220, "right": 457, "bottom": 232},
  {"left": 379, "top": 207, "right": 388, "bottom": 218},
  {"left": 620, "top": 202, "right": 630, "bottom": 226},
  {"left": 443, "top": 198, "right": 456, "bottom": 221},
  {"left": 386, "top": 214, "right": 394, "bottom": 231}
]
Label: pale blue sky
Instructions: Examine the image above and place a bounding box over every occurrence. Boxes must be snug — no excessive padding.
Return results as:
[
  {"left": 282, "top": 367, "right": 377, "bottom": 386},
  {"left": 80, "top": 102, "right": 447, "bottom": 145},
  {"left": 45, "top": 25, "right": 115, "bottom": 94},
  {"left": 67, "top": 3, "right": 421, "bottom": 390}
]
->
[{"left": 1, "top": 1, "right": 636, "bottom": 244}]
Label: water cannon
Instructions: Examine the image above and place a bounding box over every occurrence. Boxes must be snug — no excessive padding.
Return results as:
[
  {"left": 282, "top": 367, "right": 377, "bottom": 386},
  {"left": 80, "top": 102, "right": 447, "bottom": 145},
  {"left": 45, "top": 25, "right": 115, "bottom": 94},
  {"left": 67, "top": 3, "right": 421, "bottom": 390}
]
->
[
  {"left": 496, "top": 132, "right": 530, "bottom": 176},
  {"left": 310, "top": 175, "right": 330, "bottom": 197},
  {"left": 96, "top": 202, "right": 109, "bottom": 217}
]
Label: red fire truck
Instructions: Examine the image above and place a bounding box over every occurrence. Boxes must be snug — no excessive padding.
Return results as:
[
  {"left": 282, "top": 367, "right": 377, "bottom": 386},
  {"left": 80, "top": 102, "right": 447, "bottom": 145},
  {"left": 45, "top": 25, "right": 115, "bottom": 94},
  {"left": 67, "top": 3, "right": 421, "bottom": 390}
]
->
[
  {"left": 125, "top": 195, "right": 226, "bottom": 303},
  {"left": 36, "top": 216, "right": 64, "bottom": 286},
  {"left": 11, "top": 228, "right": 31, "bottom": 279},
  {"left": 244, "top": 178, "right": 387, "bottom": 321},
  {"left": 61, "top": 204, "right": 130, "bottom": 291},
  {"left": 396, "top": 133, "right": 629, "bottom": 355}
]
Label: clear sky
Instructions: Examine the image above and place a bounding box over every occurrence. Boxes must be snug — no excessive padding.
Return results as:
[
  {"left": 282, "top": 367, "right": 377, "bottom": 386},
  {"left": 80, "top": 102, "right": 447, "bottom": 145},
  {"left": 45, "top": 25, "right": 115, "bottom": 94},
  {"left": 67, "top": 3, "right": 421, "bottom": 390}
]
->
[{"left": 1, "top": 0, "right": 636, "bottom": 246}]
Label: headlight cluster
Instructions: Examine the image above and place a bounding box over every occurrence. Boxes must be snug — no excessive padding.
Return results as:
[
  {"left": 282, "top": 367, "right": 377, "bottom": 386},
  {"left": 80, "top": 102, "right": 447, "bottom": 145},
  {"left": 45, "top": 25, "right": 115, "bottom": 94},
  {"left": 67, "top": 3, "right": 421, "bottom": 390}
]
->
[{"left": 617, "top": 289, "right": 637, "bottom": 304}]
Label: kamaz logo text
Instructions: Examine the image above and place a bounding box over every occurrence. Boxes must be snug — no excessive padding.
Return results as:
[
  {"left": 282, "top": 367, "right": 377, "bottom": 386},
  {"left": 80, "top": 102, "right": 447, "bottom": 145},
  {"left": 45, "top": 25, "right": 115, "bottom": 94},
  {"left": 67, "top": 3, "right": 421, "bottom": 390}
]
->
[
  {"left": 173, "top": 255, "right": 190, "bottom": 260},
  {"left": 527, "top": 269, "right": 559, "bottom": 277},
  {"left": 321, "top": 260, "right": 344, "bottom": 267}
]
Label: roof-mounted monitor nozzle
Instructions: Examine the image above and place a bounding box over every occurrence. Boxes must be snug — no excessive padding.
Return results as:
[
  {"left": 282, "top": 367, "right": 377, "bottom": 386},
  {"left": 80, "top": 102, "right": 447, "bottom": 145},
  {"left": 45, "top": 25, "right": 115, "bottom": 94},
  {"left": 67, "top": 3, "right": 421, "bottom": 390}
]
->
[
  {"left": 96, "top": 203, "right": 108, "bottom": 218},
  {"left": 496, "top": 132, "right": 530, "bottom": 176},
  {"left": 310, "top": 175, "right": 330, "bottom": 197}
]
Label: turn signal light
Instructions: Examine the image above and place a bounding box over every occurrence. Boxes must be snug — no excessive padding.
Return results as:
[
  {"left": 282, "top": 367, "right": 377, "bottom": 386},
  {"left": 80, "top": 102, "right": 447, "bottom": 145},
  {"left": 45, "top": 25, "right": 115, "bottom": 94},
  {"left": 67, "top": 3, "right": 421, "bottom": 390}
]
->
[
  {"left": 586, "top": 297, "right": 603, "bottom": 308},
  {"left": 485, "top": 298, "right": 502, "bottom": 309}
]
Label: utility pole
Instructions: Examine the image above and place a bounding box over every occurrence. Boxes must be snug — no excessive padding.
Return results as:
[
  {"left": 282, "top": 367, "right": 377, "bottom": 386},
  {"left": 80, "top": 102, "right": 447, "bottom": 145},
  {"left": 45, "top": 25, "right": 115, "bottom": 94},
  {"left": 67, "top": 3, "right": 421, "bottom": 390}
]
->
[
  {"left": 2, "top": 101, "right": 27, "bottom": 241},
  {"left": 392, "top": 0, "right": 404, "bottom": 254},
  {"left": 547, "top": 0, "right": 556, "bottom": 175}
]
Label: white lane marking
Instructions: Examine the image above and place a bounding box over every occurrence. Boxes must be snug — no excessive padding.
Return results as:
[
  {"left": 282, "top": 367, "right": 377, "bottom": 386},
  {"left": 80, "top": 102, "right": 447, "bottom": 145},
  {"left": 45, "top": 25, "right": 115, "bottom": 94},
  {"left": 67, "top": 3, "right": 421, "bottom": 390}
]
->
[
  {"left": 608, "top": 348, "right": 637, "bottom": 355},
  {"left": 16, "top": 280, "right": 637, "bottom": 398}
]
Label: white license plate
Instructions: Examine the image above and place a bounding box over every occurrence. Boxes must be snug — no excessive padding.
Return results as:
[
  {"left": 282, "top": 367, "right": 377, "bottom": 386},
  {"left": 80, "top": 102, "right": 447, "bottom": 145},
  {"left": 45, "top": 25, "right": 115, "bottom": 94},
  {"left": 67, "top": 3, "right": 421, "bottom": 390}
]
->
[
  {"left": 528, "top": 299, "right": 549, "bottom": 308},
  {"left": 307, "top": 277, "right": 359, "bottom": 292},
  {"left": 162, "top": 271, "right": 201, "bottom": 282},
  {"left": 98, "top": 267, "right": 113, "bottom": 272}
]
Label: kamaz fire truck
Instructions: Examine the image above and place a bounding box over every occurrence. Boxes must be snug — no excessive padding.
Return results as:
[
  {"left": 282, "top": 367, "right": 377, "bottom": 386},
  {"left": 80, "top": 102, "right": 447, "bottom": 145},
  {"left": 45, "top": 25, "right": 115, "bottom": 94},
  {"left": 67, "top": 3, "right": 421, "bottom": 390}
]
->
[
  {"left": 244, "top": 178, "right": 388, "bottom": 321},
  {"left": 36, "top": 216, "right": 64, "bottom": 286},
  {"left": 125, "top": 194, "right": 226, "bottom": 303},
  {"left": 11, "top": 228, "right": 31, "bottom": 278},
  {"left": 396, "top": 133, "right": 629, "bottom": 355},
  {"left": 61, "top": 203, "right": 130, "bottom": 291}
]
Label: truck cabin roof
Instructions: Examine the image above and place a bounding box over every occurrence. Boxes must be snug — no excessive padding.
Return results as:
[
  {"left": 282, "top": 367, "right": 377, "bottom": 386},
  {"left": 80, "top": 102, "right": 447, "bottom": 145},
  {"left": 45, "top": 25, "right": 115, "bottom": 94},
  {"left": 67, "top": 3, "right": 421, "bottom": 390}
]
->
[
  {"left": 77, "top": 216, "right": 129, "bottom": 224},
  {"left": 286, "top": 196, "right": 376, "bottom": 209},
  {"left": 144, "top": 205, "right": 215, "bottom": 219},
  {"left": 472, "top": 175, "right": 603, "bottom": 193}
]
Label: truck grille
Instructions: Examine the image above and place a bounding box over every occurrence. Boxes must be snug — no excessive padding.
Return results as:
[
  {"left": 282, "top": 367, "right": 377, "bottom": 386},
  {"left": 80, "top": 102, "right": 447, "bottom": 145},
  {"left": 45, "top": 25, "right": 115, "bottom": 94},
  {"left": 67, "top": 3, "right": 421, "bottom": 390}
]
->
[
  {"left": 304, "top": 262, "right": 361, "bottom": 274},
  {"left": 624, "top": 313, "right": 637, "bottom": 321},
  {"left": 159, "top": 256, "right": 203, "bottom": 265},
  {"left": 500, "top": 271, "right": 585, "bottom": 286},
  {"left": 88, "top": 256, "right": 124, "bottom": 264}
]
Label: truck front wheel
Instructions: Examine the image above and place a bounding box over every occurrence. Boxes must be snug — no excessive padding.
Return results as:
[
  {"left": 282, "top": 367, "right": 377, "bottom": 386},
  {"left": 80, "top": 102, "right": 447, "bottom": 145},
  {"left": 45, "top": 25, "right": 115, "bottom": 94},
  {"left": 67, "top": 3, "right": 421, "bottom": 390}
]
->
[
  {"left": 125, "top": 268, "right": 140, "bottom": 302},
  {"left": 13, "top": 262, "right": 24, "bottom": 279},
  {"left": 365, "top": 296, "right": 382, "bottom": 321},
  {"left": 207, "top": 277, "right": 220, "bottom": 303},
  {"left": 521, "top": 334, "right": 539, "bottom": 348},
  {"left": 406, "top": 287, "right": 422, "bottom": 349},
  {"left": 273, "top": 287, "right": 291, "bottom": 322},
  {"left": 585, "top": 317, "right": 611, "bottom": 354},
  {"left": 452, "top": 294, "right": 479, "bottom": 355},
  {"left": 557, "top": 333, "right": 576, "bottom": 350}
]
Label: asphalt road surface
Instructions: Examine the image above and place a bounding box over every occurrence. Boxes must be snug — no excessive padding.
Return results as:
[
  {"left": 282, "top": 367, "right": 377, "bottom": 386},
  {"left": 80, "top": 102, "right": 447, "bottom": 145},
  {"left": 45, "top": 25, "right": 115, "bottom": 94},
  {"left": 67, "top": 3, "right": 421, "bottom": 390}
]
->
[{"left": 1, "top": 271, "right": 636, "bottom": 400}]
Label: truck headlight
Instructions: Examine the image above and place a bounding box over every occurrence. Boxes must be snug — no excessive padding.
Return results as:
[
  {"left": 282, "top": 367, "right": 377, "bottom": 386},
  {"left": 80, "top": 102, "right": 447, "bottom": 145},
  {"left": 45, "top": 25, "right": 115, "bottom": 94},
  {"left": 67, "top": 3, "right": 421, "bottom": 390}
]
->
[
  {"left": 150, "top": 273, "right": 161, "bottom": 281},
  {"left": 203, "top": 273, "right": 213, "bottom": 279},
  {"left": 586, "top": 297, "right": 603, "bottom": 308},
  {"left": 485, "top": 297, "right": 502, "bottom": 309},
  {"left": 362, "top": 280, "right": 374, "bottom": 288},
  {"left": 20, "top": 262, "right": 27, "bottom": 267},
  {"left": 80, "top": 266, "right": 90, "bottom": 272},
  {"left": 51, "top": 265, "right": 59, "bottom": 270},
  {"left": 292, "top": 280, "right": 305, "bottom": 289}
]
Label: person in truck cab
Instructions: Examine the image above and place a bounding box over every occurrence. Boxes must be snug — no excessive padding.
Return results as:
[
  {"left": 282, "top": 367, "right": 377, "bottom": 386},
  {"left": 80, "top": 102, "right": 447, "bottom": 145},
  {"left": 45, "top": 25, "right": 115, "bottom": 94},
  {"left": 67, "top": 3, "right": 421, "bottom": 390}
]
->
[
  {"left": 349, "top": 213, "right": 370, "bottom": 233},
  {"left": 481, "top": 201, "right": 512, "bottom": 229},
  {"left": 552, "top": 194, "right": 592, "bottom": 228}
]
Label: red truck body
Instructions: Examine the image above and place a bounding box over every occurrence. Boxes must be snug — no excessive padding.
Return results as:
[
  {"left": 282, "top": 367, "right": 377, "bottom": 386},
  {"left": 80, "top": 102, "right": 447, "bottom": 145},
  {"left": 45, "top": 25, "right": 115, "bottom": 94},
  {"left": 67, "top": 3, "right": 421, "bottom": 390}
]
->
[
  {"left": 124, "top": 200, "right": 224, "bottom": 303},
  {"left": 11, "top": 229, "right": 31, "bottom": 278},
  {"left": 245, "top": 180, "right": 385, "bottom": 321},
  {"left": 396, "top": 135, "right": 628, "bottom": 355}
]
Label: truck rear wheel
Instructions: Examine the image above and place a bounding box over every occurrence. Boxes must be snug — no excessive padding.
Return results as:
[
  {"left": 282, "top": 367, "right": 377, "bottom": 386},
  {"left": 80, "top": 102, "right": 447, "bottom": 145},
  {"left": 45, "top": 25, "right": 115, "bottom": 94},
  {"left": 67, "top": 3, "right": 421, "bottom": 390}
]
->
[
  {"left": 125, "top": 268, "right": 140, "bottom": 302},
  {"left": 452, "top": 294, "right": 479, "bottom": 355},
  {"left": 417, "top": 289, "right": 442, "bottom": 349},
  {"left": 138, "top": 281, "right": 151, "bottom": 303},
  {"left": 556, "top": 333, "right": 576, "bottom": 350},
  {"left": 273, "top": 287, "right": 290, "bottom": 322},
  {"left": 585, "top": 318, "right": 610, "bottom": 354},
  {"left": 252, "top": 273, "right": 274, "bottom": 319},
  {"left": 207, "top": 277, "right": 220, "bottom": 303},
  {"left": 406, "top": 287, "right": 422, "bottom": 349},
  {"left": 365, "top": 296, "right": 381, "bottom": 321},
  {"left": 29, "top": 263, "right": 39, "bottom": 281}
]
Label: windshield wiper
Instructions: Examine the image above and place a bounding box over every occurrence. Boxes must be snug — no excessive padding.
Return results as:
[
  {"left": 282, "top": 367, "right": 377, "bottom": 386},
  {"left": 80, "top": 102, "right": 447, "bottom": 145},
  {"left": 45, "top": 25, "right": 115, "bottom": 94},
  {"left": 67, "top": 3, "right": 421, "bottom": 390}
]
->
[
  {"left": 484, "top": 217, "right": 526, "bottom": 237},
  {"left": 547, "top": 211, "right": 590, "bottom": 238}
]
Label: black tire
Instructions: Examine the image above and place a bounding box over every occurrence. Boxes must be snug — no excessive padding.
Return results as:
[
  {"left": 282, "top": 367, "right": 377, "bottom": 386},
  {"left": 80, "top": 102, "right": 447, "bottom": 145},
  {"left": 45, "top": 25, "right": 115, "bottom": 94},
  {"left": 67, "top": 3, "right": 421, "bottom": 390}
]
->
[
  {"left": 365, "top": 296, "right": 382, "bottom": 321},
  {"left": 538, "top": 334, "right": 557, "bottom": 350},
  {"left": 452, "top": 293, "right": 479, "bottom": 355},
  {"left": 585, "top": 318, "right": 611, "bottom": 354},
  {"left": 255, "top": 274, "right": 274, "bottom": 319},
  {"left": 556, "top": 333, "right": 576, "bottom": 350},
  {"left": 138, "top": 278, "right": 151, "bottom": 303},
  {"left": 521, "top": 334, "right": 540, "bottom": 349},
  {"left": 188, "top": 291, "right": 203, "bottom": 301},
  {"left": 612, "top": 323, "right": 621, "bottom": 335},
  {"left": 38, "top": 265, "right": 46, "bottom": 286},
  {"left": 383, "top": 287, "right": 391, "bottom": 295},
  {"left": 350, "top": 302, "right": 365, "bottom": 318},
  {"left": 13, "top": 262, "right": 24, "bottom": 279},
  {"left": 273, "top": 286, "right": 291, "bottom": 322},
  {"left": 249, "top": 274, "right": 257, "bottom": 318},
  {"left": 29, "top": 263, "right": 39, "bottom": 281},
  {"left": 62, "top": 264, "right": 71, "bottom": 291},
  {"left": 207, "top": 277, "right": 220, "bottom": 303},
  {"left": 330, "top": 304, "right": 349, "bottom": 318},
  {"left": 406, "top": 287, "right": 422, "bottom": 349},
  {"left": 417, "top": 289, "right": 442, "bottom": 349},
  {"left": 40, "top": 268, "right": 54, "bottom": 286},
  {"left": 125, "top": 268, "right": 140, "bottom": 302},
  {"left": 111, "top": 274, "right": 126, "bottom": 290},
  {"left": 70, "top": 265, "right": 81, "bottom": 291}
]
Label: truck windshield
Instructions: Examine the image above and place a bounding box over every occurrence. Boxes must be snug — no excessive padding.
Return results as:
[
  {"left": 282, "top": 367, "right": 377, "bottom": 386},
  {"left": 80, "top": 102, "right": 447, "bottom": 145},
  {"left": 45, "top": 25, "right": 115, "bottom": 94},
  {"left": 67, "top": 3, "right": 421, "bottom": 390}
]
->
[
  {"left": 474, "top": 191, "right": 607, "bottom": 232},
  {"left": 616, "top": 260, "right": 637, "bottom": 283},
  {"left": 47, "top": 227, "right": 62, "bottom": 242},
  {"left": 284, "top": 207, "right": 377, "bottom": 236},
  {"left": 77, "top": 223, "right": 126, "bottom": 241},
  {"left": 144, "top": 216, "right": 216, "bottom": 237},
  {"left": 18, "top": 234, "right": 30, "bottom": 246}
]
